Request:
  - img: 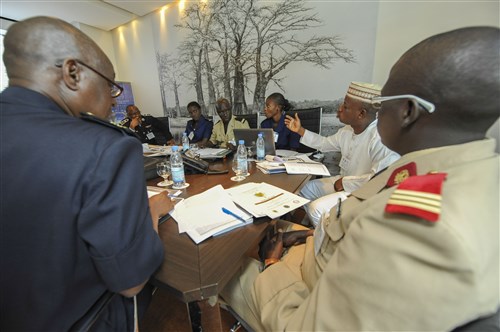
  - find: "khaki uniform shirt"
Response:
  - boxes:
[251,139,499,331]
[209,116,249,148]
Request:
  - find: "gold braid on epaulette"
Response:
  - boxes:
[80,112,136,137]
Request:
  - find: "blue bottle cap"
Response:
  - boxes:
[172,145,179,151]
[239,140,245,145]
[258,133,263,137]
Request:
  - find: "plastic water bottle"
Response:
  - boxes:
[182,132,190,151]
[256,132,265,161]
[170,145,186,188]
[237,140,248,176]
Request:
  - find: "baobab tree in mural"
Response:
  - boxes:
[156,52,183,117]
[176,0,355,115]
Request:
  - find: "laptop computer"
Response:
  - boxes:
[233,128,276,155]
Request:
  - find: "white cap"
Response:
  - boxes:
[346,81,381,103]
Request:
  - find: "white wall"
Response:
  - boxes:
[79,1,498,118]
[78,22,117,71]
[372,1,500,85]
[111,15,164,116]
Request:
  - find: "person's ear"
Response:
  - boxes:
[359,108,367,119]
[401,99,421,128]
[61,59,81,92]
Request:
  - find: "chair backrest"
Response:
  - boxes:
[451,308,500,332]
[236,113,259,129]
[153,116,171,145]
[289,107,323,153]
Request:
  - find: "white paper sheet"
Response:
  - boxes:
[170,185,252,243]
[226,182,309,219]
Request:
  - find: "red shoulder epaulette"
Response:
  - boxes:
[385,171,448,222]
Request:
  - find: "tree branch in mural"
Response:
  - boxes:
[156,51,183,117]
[173,0,354,116]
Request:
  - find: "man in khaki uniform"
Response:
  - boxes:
[207,98,250,149]
[221,27,499,331]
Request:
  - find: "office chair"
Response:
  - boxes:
[236,113,259,129]
[289,107,323,153]
[153,116,171,145]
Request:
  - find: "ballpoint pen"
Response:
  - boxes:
[221,207,247,223]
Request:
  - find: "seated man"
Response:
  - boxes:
[185,101,213,148]
[285,82,399,227]
[221,26,499,331]
[0,16,174,330]
[120,104,175,145]
[206,98,250,150]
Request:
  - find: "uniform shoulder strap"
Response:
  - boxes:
[80,112,136,137]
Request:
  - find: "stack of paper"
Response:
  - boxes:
[143,144,173,157]
[255,161,286,174]
[226,182,310,219]
[256,154,330,176]
[170,185,253,244]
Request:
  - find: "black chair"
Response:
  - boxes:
[153,116,171,145]
[289,107,323,153]
[236,113,259,129]
[451,308,500,332]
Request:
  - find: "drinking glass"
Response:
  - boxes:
[156,162,173,186]
[231,158,246,182]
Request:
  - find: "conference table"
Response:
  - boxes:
[146,156,311,329]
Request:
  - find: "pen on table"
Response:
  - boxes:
[221,207,247,223]
[255,192,284,205]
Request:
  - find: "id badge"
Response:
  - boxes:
[188,131,195,140]
[273,131,279,143]
[146,132,156,140]
[339,156,350,170]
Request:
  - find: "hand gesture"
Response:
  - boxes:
[130,117,141,130]
[285,113,303,134]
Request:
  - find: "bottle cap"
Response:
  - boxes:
[172,145,179,151]
[258,133,263,137]
[239,140,245,145]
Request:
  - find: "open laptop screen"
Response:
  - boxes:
[233,128,276,155]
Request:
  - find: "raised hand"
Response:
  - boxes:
[285,113,304,135]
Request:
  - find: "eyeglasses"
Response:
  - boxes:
[56,59,123,98]
[371,94,435,113]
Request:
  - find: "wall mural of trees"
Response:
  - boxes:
[156,0,355,118]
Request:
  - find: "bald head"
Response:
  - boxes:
[385,26,500,130]
[3,16,116,119]
[377,27,500,155]
[4,16,110,83]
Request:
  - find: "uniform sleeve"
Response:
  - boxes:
[209,121,220,143]
[77,137,164,293]
[300,129,342,152]
[254,200,480,331]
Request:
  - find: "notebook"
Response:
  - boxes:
[233,128,276,155]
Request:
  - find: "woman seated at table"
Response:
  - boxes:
[185,101,213,148]
[261,93,300,150]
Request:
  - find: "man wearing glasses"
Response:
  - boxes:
[221,27,499,331]
[0,17,173,330]
[206,97,250,150]
[120,104,175,146]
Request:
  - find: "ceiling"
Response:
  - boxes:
[0,0,173,31]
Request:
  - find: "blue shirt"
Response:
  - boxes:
[261,112,301,150]
[185,116,213,143]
